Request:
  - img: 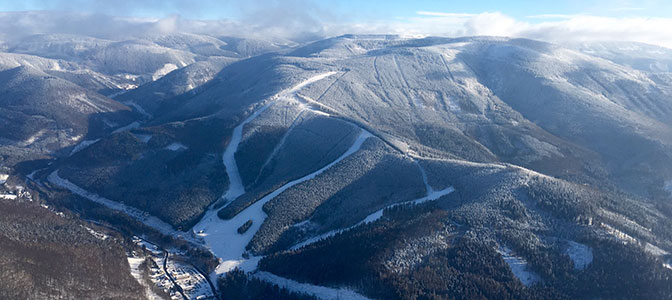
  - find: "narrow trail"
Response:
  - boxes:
[290,163,454,251]
[393,55,411,89]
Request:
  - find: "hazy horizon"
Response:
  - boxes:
[1,0,672,48]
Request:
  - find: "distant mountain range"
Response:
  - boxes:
[1,15,671,299]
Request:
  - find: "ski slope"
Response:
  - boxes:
[565,241,593,270]
[193,72,354,274]
[195,130,372,274]
[496,246,541,286]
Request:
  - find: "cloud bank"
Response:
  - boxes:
[339,12,672,49]
[1,7,671,49]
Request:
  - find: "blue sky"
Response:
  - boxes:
[326,0,672,21]
[1,0,670,20]
[1,0,671,47]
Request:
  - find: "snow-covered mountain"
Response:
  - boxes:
[2,25,672,300]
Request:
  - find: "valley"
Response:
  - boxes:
[1,16,672,299]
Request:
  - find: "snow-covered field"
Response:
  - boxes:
[665,180,672,197]
[127,257,146,283]
[254,272,371,300]
[565,241,593,270]
[496,246,541,286]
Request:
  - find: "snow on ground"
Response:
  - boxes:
[153,63,179,81]
[192,72,341,275]
[565,241,593,270]
[1,185,33,201]
[83,226,110,240]
[164,142,187,151]
[47,171,197,242]
[19,129,46,146]
[290,161,454,252]
[131,237,215,300]
[254,271,372,300]
[195,130,372,275]
[291,185,454,251]
[600,222,639,244]
[665,180,672,197]
[127,257,145,281]
[113,121,141,133]
[496,246,541,286]
[290,161,454,251]
[295,94,337,116]
[600,222,669,257]
[215,72,338,203]
[165,259,213,300]
[644,243,669,257]
[70,139,100,155]
[664,259,672,270]
[127,256,164,300]
[219,100,273,202]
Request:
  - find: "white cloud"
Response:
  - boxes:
[525,14,586,19]
[331,12,672,49]
[1,9,672,49]
[609,7,646,11]
[415,11,476,18]
[517,16,672,48]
